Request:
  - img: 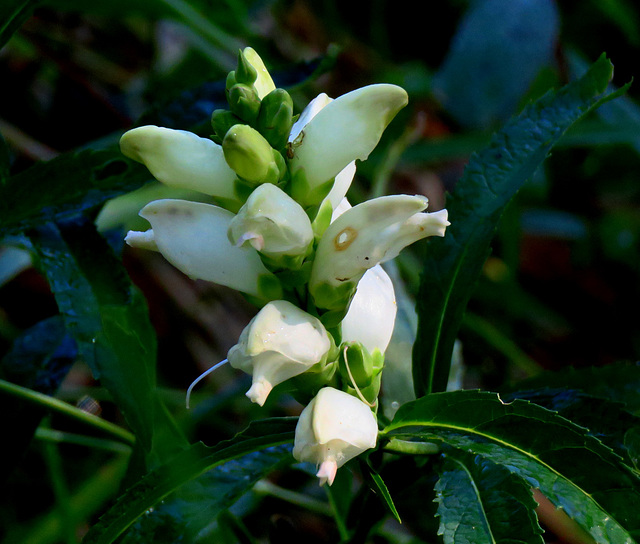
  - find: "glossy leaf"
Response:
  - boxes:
[412,54,627,396]
[29,217,186,465]
[82,418,296,544]
[382,390,640,544]
[0,148,150,236]
[435,452,543,544]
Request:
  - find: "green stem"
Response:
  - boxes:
[43,432,76,544]
[0,379,135,445]
[325,483,350,541]
[35,427,133,453]
[253,479,332,517]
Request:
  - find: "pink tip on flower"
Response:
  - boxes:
[316,459,338,486]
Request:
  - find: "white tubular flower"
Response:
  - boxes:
[120,126,239,205]
[228,300,333,406]
[228,183,313,260]
[288,84,408,207]
[309,195,449,313]
[293,387,378,486]
[126,199,280,299]
[341,265,397,355]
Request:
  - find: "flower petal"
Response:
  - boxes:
[132,199,279,298]
[120,126,239,204]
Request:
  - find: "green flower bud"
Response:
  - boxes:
[228,83,261,125]
[235,48,258,85]
[211,109,242,144]
[222,124,281,185]
[257,88,294,151]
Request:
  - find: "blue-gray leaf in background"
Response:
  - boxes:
[433,0,559,129]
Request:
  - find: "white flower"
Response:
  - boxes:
[293,387,378,486]
[288,84,408,208]
[309,194,449,312]
[120,126,240,208]
[125,199,280,300]
[228,183,313,261]
[228,300,333,406]
[341,265,397,355]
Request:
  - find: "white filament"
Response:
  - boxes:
[185,359,228,409]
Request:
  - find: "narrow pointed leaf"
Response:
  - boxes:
[413,54,628,396]
[435,452,543,544]
[0,0,38,51]
[383,390,640,543]
[82,418,296,544]
[29,217,187,465]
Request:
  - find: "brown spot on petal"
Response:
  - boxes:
[334,227,357,251]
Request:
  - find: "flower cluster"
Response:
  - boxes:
[122,48,449,485]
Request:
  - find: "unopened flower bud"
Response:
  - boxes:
[228,183,313,266]
[222,124,282,185]
[293,387,378,486]
[228,300,334,406]
[235,48,258,85]
[257,88,294,151]
[211,109,242,144]
[228,83,261,125]
[310,195,449,319]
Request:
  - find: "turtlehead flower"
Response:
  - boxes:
[228,300,334,406]
[125,199,281,300]
[293,387,378,486]
[341,265,397,355]
[309,194,449,318]
[288,84,408,208]
[228,183,313,264]
[120,126,240,209]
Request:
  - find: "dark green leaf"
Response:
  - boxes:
[0,148,150,236]
[504,388,640,466]
[432,0,559,129]
[82,418,296,544]
[512,362,640,415]
[383,390,640,543]
[412,54,626,396]
[29,217,186,465]
[625,428,640,472]
[362,458,401,524]
[435,452,543,544]
[0,0,39,52]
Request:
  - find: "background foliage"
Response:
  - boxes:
[1,1,639,543]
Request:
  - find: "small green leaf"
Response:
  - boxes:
[435,452,544,544]
[81,418,296,544]
[362,458,402,524]
[383,390,640,544]
[413,54,627,397]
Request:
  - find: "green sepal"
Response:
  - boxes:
[311,198,334,241]
[257,88,294,151]
[339,343,384,405]
[289,360,339,405]
[311,279,357,316]
[289,168,336,209]
[256,273,283,301]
